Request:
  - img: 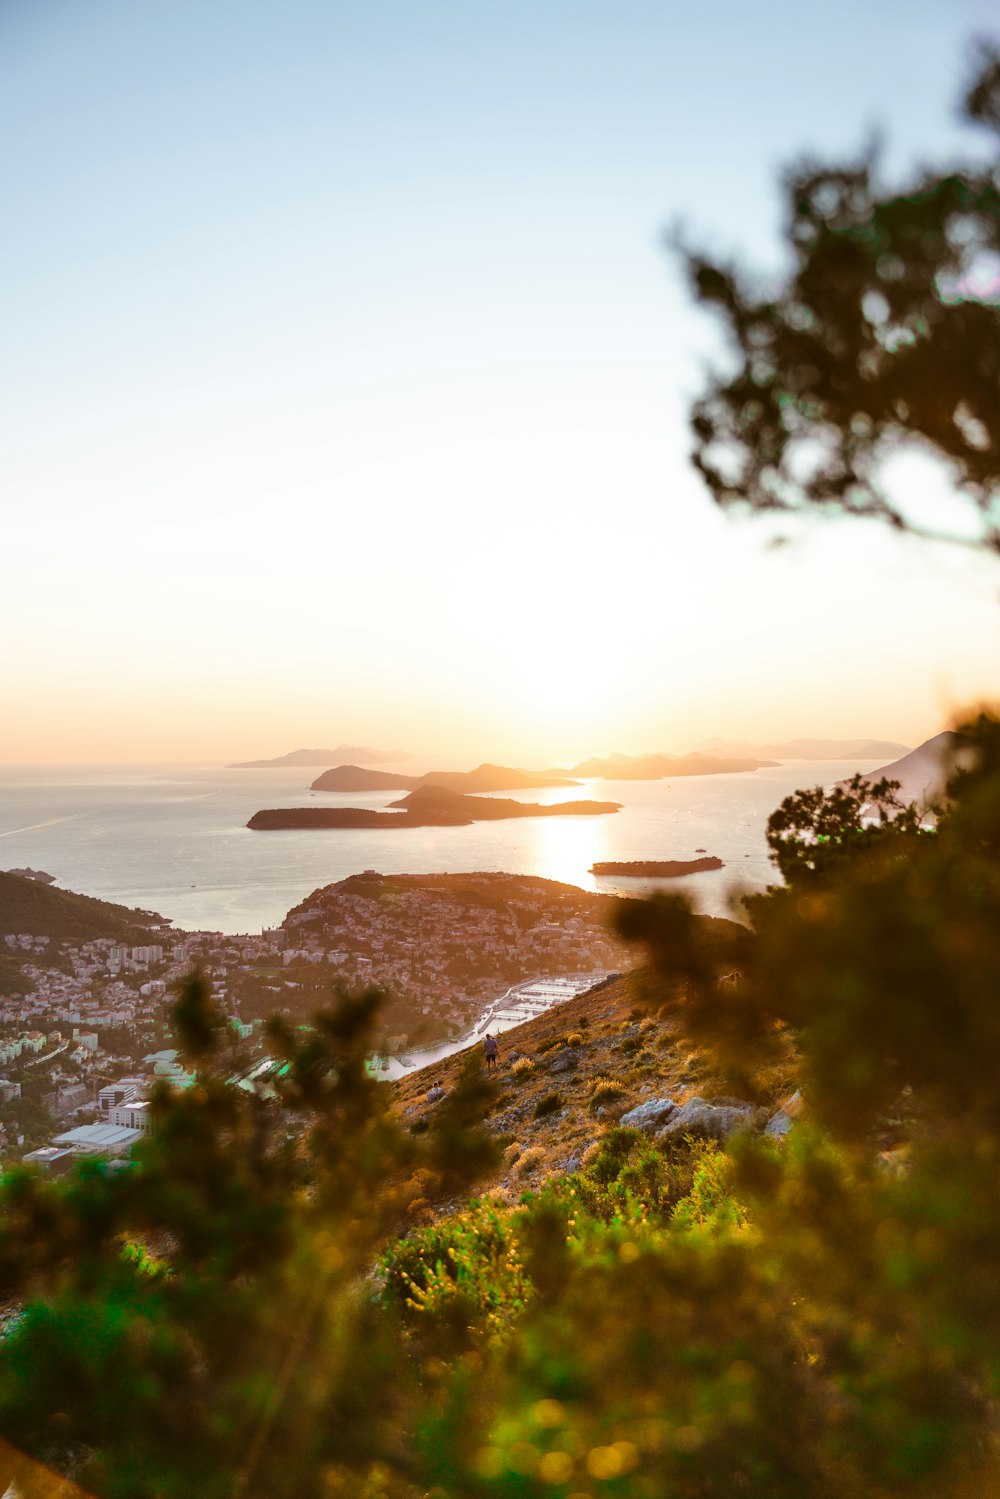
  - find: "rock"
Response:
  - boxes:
[549,1049,580,1074]
[764,1090,805,1138]
[564,1152,583,1173]
[426,1086,446,1103]
[658,1096,754,1142]
[619,1098,678,1133]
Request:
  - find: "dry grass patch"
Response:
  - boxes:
[589,1078,627,1113]
[510,1057,535,1079]
[515,1146,546,1177]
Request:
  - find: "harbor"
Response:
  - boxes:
[368,970,614,1082]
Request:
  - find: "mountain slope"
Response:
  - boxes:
[391,917,756,1206]
[839,732,957,806]
[0,872,167,944]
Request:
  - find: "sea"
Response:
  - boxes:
[0,759,880,934]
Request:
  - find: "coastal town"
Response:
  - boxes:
[0,870,632,1165]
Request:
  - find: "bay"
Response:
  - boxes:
[0,760,880,934]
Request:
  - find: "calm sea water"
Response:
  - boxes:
[0,760,879,934]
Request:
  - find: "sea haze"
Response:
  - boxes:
[0,761,884,934]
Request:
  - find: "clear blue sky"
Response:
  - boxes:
[2,1,998,762]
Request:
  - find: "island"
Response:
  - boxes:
[229,745,405,768]
[310,766,419,791]
[310,762,582,793]
[248,785,621,830]
[590,857,724,877]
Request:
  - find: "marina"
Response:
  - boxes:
[368,970,614,1082]
[231,972,614,1093]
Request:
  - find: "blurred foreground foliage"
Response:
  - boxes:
[681,42,1000,550]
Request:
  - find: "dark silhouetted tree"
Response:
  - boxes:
[682,44,1000,550]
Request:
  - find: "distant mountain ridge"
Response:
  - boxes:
[559,751,777,779]
[229,745,407,768]
[693,736,911,760]
[758,737,911,759]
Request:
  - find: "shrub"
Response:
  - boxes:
[380,1196,532,1333]
[536,1034,566,1054]
[533,1092,562,1119]
[510,1057,535,1079]
[589,1078,627,1112]
[566,1031,584,1047]
[515,1146,546,1177]
[501,1142,522,1168]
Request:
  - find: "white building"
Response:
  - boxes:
[107,1100,154,1133]
[52,1123,143,1157]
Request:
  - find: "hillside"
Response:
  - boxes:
[836,731,958,807]
[278,870,633,1042]
[0,872,167,945]
[390,917,762,1209]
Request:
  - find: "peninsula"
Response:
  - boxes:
[590,857,724,877]
[248,785,621,830]
[310,762,582,793]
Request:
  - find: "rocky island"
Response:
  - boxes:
[590,857,724,877]
[248,785,621,830]
[310,762,582,793]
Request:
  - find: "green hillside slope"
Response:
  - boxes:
[0,872,167,946]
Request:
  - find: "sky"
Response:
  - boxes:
[2,0,999,766]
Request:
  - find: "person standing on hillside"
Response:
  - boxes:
[483,1033,499,1073]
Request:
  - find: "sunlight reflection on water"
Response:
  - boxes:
[0,761,885,932]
